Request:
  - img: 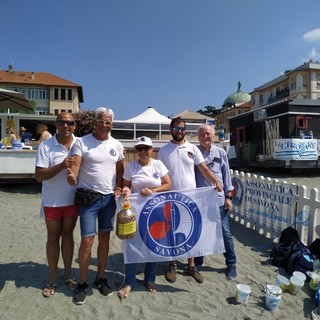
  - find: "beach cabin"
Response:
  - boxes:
[228,98,320,171]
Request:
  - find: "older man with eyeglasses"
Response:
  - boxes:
[67,107,124,305]
[158,117,223,284]
[35,111,79,298]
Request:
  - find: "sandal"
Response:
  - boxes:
[42,283,57,297]
[64,278,77,292]
[117,285,132,300]
[146,281,157,293]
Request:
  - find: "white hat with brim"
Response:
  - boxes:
[135,136,153,147]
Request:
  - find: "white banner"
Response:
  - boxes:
[273,138,318,160]
[119,187,225,264]
[231,175,297,234]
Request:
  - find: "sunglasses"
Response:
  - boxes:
[96,120,112,126]
[172,126,186,132]
[135,146,151,152]
[57,120,75,126]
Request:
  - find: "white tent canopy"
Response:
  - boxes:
[123,107,171,124]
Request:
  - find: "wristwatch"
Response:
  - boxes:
[225,195,233,200]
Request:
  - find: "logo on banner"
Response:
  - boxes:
[231,177,244,205]
[139,192,202,257]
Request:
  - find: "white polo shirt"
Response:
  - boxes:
[36,134,78,207]
[123,158,169,194]
[158,140,205,190]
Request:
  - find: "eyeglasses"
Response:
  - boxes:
[172,126,186,132]
[135,146,152,152]
[56,120,75,126]
[96,120,112,126]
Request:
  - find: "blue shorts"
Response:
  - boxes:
[79,193,116,237]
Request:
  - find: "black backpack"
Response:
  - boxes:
[279,226,300,245]
[286,241,317,275]
[270,227,300,267]
[270,243,293,267]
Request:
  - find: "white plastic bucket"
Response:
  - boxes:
[274,275,290,291]
[235,284,251,304]
[293,271,306,284]
[289,276,304,295]
[265,284,282,311]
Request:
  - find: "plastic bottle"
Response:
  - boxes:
[116,200,136,239]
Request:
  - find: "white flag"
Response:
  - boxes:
[120,187,225,264]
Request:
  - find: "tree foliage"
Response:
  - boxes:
[197,105,217,117]
[73,110,95,137]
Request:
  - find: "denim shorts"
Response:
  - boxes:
[79,193,116,237]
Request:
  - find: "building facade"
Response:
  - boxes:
[0,65,84,115]
[250,60,320,109]
[215,82,251,140]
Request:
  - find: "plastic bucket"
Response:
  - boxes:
[293,271,306,284]
[289,276,304,295]
[309,278,318,292]
[275,275,290,292]
[265,285,282,311]
[235,284,251,304]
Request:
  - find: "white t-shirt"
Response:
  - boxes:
[123,158,169,194]
[35,134,78,207]
[158,140,205,190]
[72,133,124,194]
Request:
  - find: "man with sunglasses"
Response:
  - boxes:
[158,117,223,284]
[35,112,79,298]
[67,107,124,305]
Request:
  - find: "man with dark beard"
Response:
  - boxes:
[158,117,223,284]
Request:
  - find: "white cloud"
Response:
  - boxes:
[302,28,320,42]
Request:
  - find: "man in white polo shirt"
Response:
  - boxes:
[158,117,223,284]
[35,111,79,298]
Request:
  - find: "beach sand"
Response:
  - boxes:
[0,184,317,320]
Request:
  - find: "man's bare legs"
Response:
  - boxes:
[61,216,78,280]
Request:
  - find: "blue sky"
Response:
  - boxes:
[1,0,320,120]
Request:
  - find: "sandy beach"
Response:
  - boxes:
[0,183,317,320]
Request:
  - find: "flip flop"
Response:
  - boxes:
[117,285,132,300]
[42,283,57,297]
[64,278,77,292]
[146,281,157,293]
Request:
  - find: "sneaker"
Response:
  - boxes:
[165,264,177,283]
[94,278,113,296]
[225,265,237,280]
[186,266,203,283]
[73,282,88,305]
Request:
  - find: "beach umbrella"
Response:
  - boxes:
[0,88,33,112]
